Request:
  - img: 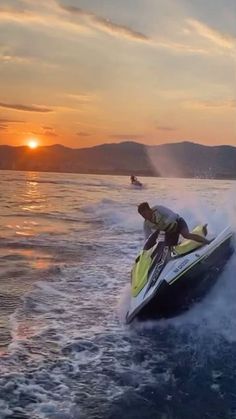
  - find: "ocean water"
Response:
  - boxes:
[0,170,235,419]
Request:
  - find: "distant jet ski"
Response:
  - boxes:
[132,180,142,187]
[130,175,142,187]
[126,225,234,324]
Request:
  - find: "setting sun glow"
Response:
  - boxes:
[28,139,39,149]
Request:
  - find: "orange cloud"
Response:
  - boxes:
[0,7,34,23]
[41,126,57,136]
[44,130,58,137]
[0,102,53,113]
[0,4,89,36]
[111,134,144,140]
[77,132,91,137]
[0,118,25,123]
[65,93,96,104]
[186,99,236,109]
[29,126,58,137]
[156,125,177,132]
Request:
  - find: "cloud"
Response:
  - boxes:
[187,19,236,50]
[41,125,58,136]
[0,3,219,57]
[0,124,7,130]
[0,7,37,26]
[92,16,149,42]
[0,102,53,113]
[0,51,59,68]
[0,118,25,123]
[0,4,89,37]
[0,6,27,18]
[66,93,95,103]
[0,53,26,63]
[111,133,144,140]
[60,4,150,42]
[44,130,58,137]
[77,131,91,137]
[186,99,236,109]
[156,125,176,132]
[154,40,209,55]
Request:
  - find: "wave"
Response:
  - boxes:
[120,181,236,332]
[1,173,131,189]
[3,211,82,223]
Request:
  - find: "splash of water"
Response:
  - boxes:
[120,182,236,343]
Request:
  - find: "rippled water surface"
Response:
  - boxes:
[0,170,235,419]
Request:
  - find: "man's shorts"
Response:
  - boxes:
[165,217,188,246]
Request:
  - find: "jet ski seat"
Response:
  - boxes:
[173,225,207,256]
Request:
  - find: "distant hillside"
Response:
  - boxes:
[0,141,235,179]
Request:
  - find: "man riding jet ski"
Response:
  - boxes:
[126,203,234,323]
[130,175,142,187]
[139,202,211,246]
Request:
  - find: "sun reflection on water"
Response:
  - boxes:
[21,173,46,212]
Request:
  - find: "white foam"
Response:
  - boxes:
[122,180,236,343]
[117,283,132,323]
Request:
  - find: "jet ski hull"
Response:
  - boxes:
[126,229,234,323]
[131,181,142,187]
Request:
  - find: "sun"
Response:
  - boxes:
[27,139,39,149]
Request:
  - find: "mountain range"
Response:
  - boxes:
[0,141,235,179]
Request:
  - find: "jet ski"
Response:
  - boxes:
[126,225,234,324]
[130,175,142,188]
[131,180,142,187]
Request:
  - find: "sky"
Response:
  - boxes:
[0,0,236,148]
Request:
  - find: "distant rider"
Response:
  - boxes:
[138,202,211,246]
[130,175,137,184]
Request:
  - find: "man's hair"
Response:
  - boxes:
[138,202,150,214]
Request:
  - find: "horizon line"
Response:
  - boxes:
[0,140,235,149]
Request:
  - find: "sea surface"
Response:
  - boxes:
[0,170,235,419]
